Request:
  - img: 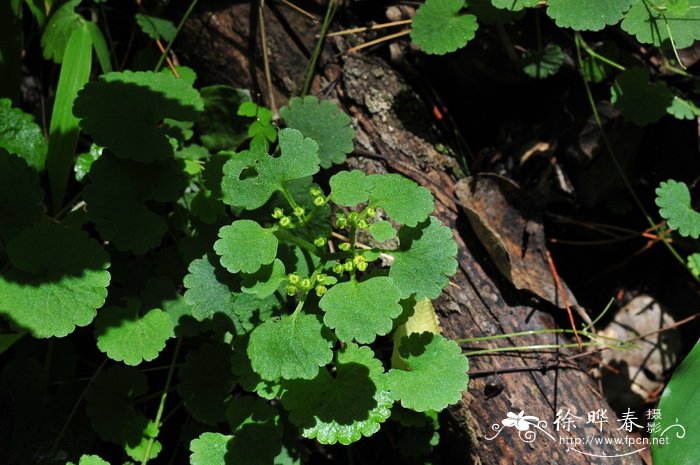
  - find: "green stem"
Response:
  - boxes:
[455,327,630,345]
[141,338,182,465]
[274,228,319,254]
[300,0,335,97]
[280,185,299,210]
[154,0,198,72]
[463,341,626,357]
[573,32,698,283]
[577,34,626,71]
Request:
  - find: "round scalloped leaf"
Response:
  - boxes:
[369,221,397,242]
[490,0,538,11]
[231,335,282,399]
[667,95,700,120]
[279,96,354,168]
[177,343,235,425]
[41,0,83,63]
[281,343,393,445]
[94,303,174,366]
[656,179,700,238]
[69,455,110,465]
[135,13,176,41]
[546,0,632,31]
[411,0,479,55]
[389,217,458,300]
[241,258,286,297]
[183,253,240,321]
[330,171,434,227]
[85,365,150,444]
[329,170,371,206]
[470,0,525,24]
[74,70,203,161]
[84,154,186,254]
[224,396,283,465]
[621,0,700,49]
[248,313,334,381]
[190,432,232,465]
[0,99,47,169]
[522,44,564,79]
[319,277,402,343]
[214,220,278,274]
[367,174,435,227]
[388,332,468,412]
[610,67,673,126]
[0,221,110,338]
[221,128,320,210]
[0,152,43,242]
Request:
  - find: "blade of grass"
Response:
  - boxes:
[86,22,113,74]
[47,24,93,212]
[0,0,23,103]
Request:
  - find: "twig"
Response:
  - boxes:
[324,19,412,37]
[258,0,277,115]
[546,249,583,347]
[278,0,318,22]
[155,39,180,77]
[347,29,411,54]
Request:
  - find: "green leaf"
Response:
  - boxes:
[621,0,700,49]
[279,96,355,168]
[0,221,110,338]
[224,396,283,465]
[214,220,279,274]
[319,277,402,343]
[221,128,320,209]
[74,71,203,162]
[178,343,235,425]
[667,95,700,120]
[86,366,151,445]
[86,21,112,73]
[84,154,186,253]
[94,302,174,366]
[0,98,47,169]
[411,0,479,55]
[242,259,287,297]
[135,13,176,41]
[197,86,251,152]
[247,313,334,381]
[387,332,468,412]
[656,179,700,238]
[190,432,231,465]
[687,253,700,277]
[183,253,241,321]
[0,152,43,242]
[389,217,458,300]
[281,343,393,445]
[546,0,632,31]
[369,221,397,242]
[47,23,92,211]
[238,102,276,148]
[490,0,538,11]
[69,455,111,465]
[522,44,564,79]
[470,0,525,24]
[611,67,673,125]
[231,335,282,399]
[651,339,700,465]
[329,171,435,227]
[41,0,83,63]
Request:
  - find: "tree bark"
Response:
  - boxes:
[174,3,646,463]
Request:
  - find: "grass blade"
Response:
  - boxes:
[86,21,113,74]
[47,24,92,211]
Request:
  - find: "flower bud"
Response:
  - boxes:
[315,285,327,297]
[313,236,326,248]
[279,216,292,228]
[293,206,305,217]
[313,196,326,206]
[343,260,354,271]
[366,206,376,217]
[286,285,297,296]
[310,187,323,197]
[316,273,327,284]
[336,217,347,228]
[357,219,369,229]
[272,207,284,219]
[300,278,312,290]
[353,255,366,265]
[338,242,351,252]
[356,261,368,272]
[348,211,359,222]
[332,264,344,274]
[287,273,299,284]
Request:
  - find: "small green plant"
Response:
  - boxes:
[0,41,466,461]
